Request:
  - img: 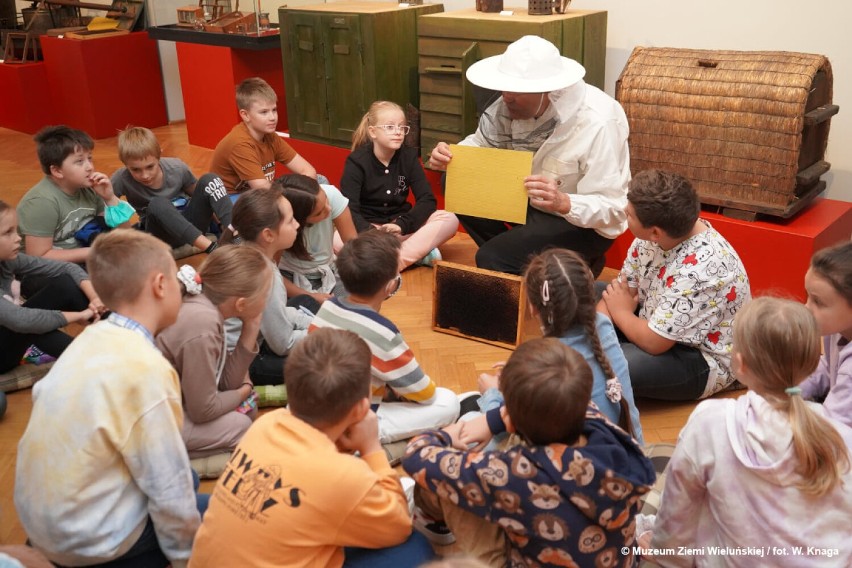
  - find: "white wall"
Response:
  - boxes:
[146,0,852,201]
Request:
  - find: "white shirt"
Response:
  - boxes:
[461,80,631,239]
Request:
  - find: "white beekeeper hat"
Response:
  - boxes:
[466,35,586,93]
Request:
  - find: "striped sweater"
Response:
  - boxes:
[309,297,436,404]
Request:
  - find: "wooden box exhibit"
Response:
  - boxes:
[176,5,205,27]
[204,0,257,34]
[416,8,607,165]
[432,261,535,349]
[616,47,838,219]
[279,1,443,147]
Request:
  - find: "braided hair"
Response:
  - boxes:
[524,249,636,438]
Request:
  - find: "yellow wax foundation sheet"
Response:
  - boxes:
[445,144,532,225]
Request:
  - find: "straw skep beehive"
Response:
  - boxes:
[616,47,838,219]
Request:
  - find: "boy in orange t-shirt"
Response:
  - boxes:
[210,77,316,197]
[189,328,433,568]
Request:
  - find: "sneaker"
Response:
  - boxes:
[415,247,442,268]
[457,391,482,418]
[413,506,456,545]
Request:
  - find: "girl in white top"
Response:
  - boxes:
[644,297,852,567]
[277,174,357,301]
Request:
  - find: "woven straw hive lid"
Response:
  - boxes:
[616,47,833,212]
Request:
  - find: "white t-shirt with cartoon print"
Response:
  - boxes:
[621,220,751,397]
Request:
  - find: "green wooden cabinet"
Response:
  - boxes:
[417,8,607,165]
[280,1,443,147]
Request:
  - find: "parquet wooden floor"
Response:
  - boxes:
[0,124,725,545]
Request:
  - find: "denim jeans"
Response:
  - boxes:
[343,531,434,567]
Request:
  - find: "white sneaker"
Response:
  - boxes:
[413,506,456,545]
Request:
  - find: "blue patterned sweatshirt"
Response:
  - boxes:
[402,407,655,568]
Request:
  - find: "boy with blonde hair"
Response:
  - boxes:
[15,230,202,568]
[210,77,317,196]
[17,125,135,264]
[112,126,232,253]
[190,328,433,567]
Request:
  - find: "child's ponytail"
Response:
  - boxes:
[734,297,850,497]
[351,111,372,151]
[785,390,850,496]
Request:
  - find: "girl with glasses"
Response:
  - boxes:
[340,101,459,270]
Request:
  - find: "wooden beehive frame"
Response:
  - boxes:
[616,47,837,218]
[432,261,530,349]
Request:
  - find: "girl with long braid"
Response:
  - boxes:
[459,248,643,449]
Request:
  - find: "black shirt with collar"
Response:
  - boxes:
[340,142,436,235]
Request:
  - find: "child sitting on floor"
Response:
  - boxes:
[156,245,271,462]
[111,126,232,254]
[458,248,644,453]
[340,101,458,269]
[189,328,434,567]
[0,199,104,375]
[278,174,358,301]
[599,169,751,401]
[800,241,852,428]
[402,338,655,567]
[644,297,852,567]
[15,230,202,568]
[210,77,317,196]
[221,187,314,388]
[17,125,134,266]
[310,230,461,450]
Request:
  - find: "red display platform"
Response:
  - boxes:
[175,42,286,149]
[604,199,852,301]
[39,33,167,139]
[0,62,57,134]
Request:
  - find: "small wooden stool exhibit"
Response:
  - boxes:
[432,261,536,349]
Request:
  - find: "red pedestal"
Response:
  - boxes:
[175,42,286,149]
[39,32,167,139]
[0,62,57,134]
[604,199,852,301]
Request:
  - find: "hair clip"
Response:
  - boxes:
[541,280,550,306]
[605,377,623,404]
[177,265,203,296]
[785,386,802,397]
[227,224,239,237]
